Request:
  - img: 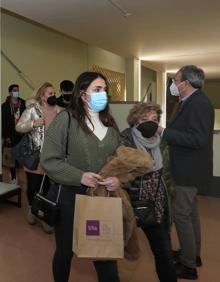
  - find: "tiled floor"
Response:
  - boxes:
[0,167,220,282]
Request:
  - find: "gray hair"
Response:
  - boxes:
[178,65,205,89]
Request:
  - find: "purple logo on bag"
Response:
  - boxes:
[86,220,100,236]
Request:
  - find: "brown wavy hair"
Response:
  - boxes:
[127,102,162,126]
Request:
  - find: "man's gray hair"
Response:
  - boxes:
[178,65,205,89]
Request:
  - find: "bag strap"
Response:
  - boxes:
[39,174,46,194]
[38,110,71,201]
[38,175,62,203]
[65,110,71,159]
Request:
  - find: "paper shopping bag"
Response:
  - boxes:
[3,147,15,168]
[73,194,124,259]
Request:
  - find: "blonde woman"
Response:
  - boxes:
[16,82,62,232]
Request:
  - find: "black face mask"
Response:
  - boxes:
[63,94,71,102]
[47,95,57,106]
[137,121,158,138]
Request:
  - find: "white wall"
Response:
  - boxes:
[1,11,88,100]
[204,80,220,108]
[110,103,135,131]
[213,133,220,177]
[214,109,220,130]
[88,45,125,73]
[141,65,156,102]
[1,11,126,100]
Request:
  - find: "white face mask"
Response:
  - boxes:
[11,91,19,99]
[170,80,186,97]
[169,82,180,96]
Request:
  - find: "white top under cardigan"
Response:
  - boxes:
[86,109,108,141]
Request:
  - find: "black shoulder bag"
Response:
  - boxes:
[12,105,43,170]
[31,111,71,226]
[12,134,40,170]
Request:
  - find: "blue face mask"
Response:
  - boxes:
[88,91,108,112]
[11,91,19,99]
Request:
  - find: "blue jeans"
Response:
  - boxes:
[142,222,177,282]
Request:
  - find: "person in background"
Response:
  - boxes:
[1,84,26,184]
[41,72,121,282]
[120,102,177,282]
[16,82,62,233]
[56,80,74,108]
[158,65,214,280]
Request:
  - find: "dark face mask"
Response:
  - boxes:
[137,121,158,138]
[47,95,57,106]
[63,94,71,102]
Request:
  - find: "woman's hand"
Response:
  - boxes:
[98,177,121,191]
[33,118,45,127]
[81,172,102,188]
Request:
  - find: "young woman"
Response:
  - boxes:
[16,82,62,232]
[40,72,121,282]
[120,102,177,282]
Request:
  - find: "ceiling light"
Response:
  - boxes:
[107,0,131,17]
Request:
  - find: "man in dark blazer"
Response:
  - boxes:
[158,65,214,280]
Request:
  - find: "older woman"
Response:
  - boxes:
[16,82,62,232]
[120,102,177,282]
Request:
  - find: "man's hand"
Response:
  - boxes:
[157,125,164,135]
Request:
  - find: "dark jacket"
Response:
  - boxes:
[120,128,175,197]
[120,128,173,226]
[1,96,26,146]
[56,95,70,108]
[163,89,214,187]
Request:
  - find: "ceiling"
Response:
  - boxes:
[2,0,220,79]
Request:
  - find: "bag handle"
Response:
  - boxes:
[38,110,71,201]
[87,187,110,197]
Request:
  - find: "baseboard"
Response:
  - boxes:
[198,176,220,198]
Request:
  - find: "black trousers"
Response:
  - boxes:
[10,167,16,180]
[52,185,120,282]
[9,161,19,180]
[25,172,50,205]
[142,222,177,282]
